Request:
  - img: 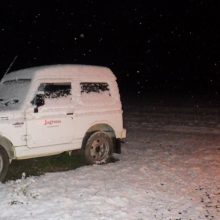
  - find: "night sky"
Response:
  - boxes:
[0,0,219,100]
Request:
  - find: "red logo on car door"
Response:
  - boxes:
[44,120,61,126]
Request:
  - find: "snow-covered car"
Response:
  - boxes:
[0,65,126,182]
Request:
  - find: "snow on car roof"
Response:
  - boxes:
[1,65,116,82]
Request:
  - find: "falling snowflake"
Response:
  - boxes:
[80,33,85,38]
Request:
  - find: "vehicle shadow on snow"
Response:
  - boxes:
[5,151,85,181]
[5,151,119,182]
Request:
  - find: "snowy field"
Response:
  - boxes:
[1,99,220,220]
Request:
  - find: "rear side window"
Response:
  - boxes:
[80,82,112,106]
[80,82,110,95]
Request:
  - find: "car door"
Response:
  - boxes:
[26,82,74,148]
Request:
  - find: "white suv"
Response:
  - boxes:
[0,65,126,182]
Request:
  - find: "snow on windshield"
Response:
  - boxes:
[0,79,31,110]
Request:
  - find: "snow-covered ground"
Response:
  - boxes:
[1,99,220,220]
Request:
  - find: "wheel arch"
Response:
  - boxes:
[0,136,15,161]
[81,123,116,150]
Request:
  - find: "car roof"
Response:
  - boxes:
[1,64,116,82]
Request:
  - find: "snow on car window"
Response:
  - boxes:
[38,83,72,106]
[43,84,71,99]
[80,82,112,105]
[0,79,31,110]
[80,82,110,94]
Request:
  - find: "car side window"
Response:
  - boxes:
[80,82,110,95]
[42,83,71,98]
[37,83,72,106]
[80,82,112,106]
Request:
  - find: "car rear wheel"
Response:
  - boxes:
[84,131,113,165]
[0,146,9,183]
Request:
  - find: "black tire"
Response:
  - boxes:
[84,131,113,165]
[0,146,9,183]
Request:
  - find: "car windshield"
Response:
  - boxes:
[0,79,31,110]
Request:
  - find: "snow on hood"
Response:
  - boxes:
[0,79,31,111]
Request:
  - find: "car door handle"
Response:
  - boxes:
[66,112,74,115]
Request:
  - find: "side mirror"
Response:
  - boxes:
[35,94,45,107]
[33,92,45,113]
